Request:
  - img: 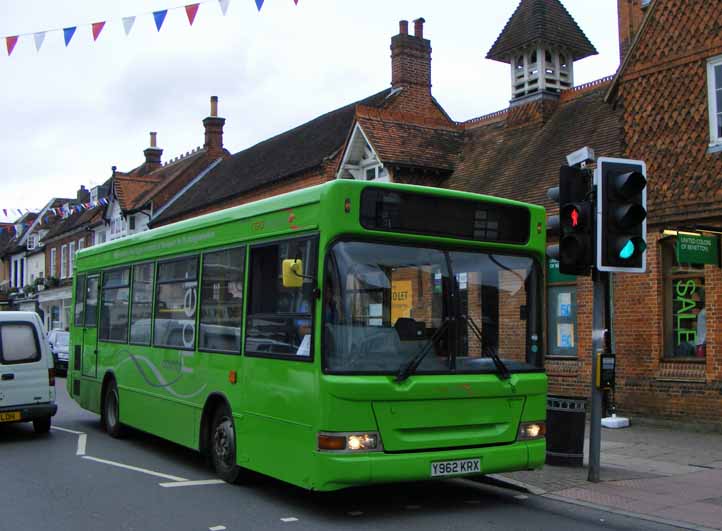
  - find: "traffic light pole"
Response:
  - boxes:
[588,268,607,482]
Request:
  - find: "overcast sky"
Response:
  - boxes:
[0,0,620,222]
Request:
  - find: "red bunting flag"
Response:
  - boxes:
[294,0,298,4]
[92,21,106,41]
[186,4,200,25]
[6,35,18,56]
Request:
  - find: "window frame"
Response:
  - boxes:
[707,55,722,148]
[60,244,68,279]
[546,282,579,358]
[69,241,76,276]
[198,245,247,355]
[98,266,131,344]
[50,247,57,278]
[244,234,319,362]
[153,254,200,351]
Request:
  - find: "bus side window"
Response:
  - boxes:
[245,237,317,359]
[154,256,199,350]
[199,247,245,354]
[85,276,100,328]
[74,274,86,327]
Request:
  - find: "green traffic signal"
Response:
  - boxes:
[617,237,647,260]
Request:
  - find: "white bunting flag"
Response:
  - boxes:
[219,0,230,16]
[122,16,136,36]
[33,32,46,52]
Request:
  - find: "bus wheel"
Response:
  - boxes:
[211,405,242,484]
[103,381,125,438]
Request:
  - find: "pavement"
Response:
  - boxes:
[490,419,722,531]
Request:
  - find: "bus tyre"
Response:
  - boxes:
[33,416,51,434]
[211,406,242,484]
[103,381,125,438]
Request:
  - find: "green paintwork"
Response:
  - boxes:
[67,180,548,491]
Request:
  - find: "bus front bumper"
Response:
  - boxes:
[313,439,545,491]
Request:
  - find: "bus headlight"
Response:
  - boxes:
[318,431,382,452]
[517,421,546,441]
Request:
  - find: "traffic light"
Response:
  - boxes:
[547,165,594,275]
[595,158,647,272]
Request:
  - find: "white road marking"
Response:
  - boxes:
[82,455,188,482]
[280,517,299,522]
[159,479,225,488]
[76,434,87,456]
[514,494,529,500]
[51,426,85,435]
[51,426,87,456]
[209,526,227,531]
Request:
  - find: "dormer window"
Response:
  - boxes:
[337,124,390,183]
[27,234,36,250]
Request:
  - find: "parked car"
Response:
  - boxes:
[47,330,69,376]
[0,312,57,433]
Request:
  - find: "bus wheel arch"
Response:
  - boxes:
[199,393,232,458]
[200,394,243,484]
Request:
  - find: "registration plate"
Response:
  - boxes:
[431,458,481,477]
[0,411,21,422]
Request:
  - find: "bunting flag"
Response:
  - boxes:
[122,16,136,36]
[63,26,76,47]
[92,21,105,41]
[33,32,45,52]
[3,1,306,57]
[6,35,18,56]
[153,10,168,32]
[186,4,200,25]
[2,209,7,217]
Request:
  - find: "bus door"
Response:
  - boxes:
[81,274,100,379]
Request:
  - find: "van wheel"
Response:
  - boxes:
[103,382,125,438]
[33,417,51,434]
[210,405,242,484]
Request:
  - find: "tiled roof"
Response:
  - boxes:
[154,89,394,224]
[130,148,223,213]
[43,206,104,242]
[355,106,462,173]
[113,173,162,212]
[486,0,597,62]
[447,85,621,211]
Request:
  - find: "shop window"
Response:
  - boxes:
[662,238,706,358]
[546,259,577,357]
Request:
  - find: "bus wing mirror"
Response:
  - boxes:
[282,259,304,288]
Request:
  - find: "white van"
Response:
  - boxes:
[0,312,57,433]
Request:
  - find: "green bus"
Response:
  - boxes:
[68,180,547,491]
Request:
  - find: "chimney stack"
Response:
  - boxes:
[618,0,646,62]
[390,17,432,92]
[143,131,163,170]
[76,185,90,203]
[203,95,225,155]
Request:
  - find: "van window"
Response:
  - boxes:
[0,323,41,364]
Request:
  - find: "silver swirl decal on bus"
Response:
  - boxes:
[124,351,207,399]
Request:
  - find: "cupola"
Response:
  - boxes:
[486,0,597,102]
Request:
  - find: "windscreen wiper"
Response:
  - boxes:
[461,314,510,380]
[395,318,450,383]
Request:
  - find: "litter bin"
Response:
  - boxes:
[546,396,586,467]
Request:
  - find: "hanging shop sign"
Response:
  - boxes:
[547,259,577,283]
[676,234,719,266]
